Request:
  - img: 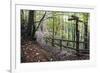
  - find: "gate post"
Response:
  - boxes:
[68,15,80,56]
[76,18,79,56]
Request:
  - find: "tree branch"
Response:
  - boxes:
[35,12,46,31]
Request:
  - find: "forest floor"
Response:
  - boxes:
[21,40,89,63]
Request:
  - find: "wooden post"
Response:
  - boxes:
[73,23,76,48]
[68,15,80,56]
[46,38,47,44]
[60,40,62,51]
[84,23,88,49]
[76,18,79,56]
[52,13,55,46]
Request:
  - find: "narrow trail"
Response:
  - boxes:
[21,40,89,63]
[21,40,54,63]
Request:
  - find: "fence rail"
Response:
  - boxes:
[45,37,89,54]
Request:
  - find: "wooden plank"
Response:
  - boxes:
[46,38,88,44]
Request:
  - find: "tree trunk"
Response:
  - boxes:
[27,10,35,40]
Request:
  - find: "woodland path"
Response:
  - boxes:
[21,40,55,63]
[21,40,89,63]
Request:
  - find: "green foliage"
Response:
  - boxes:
[21,10,90,43]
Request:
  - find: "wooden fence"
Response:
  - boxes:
[45,38,89,55]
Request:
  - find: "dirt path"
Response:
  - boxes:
[21,40,89,63]
[21,40,54,63]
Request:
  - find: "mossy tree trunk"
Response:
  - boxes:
[27,11,46,41]
[27,10,35,40]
